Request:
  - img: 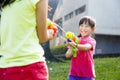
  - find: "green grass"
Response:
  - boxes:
[94,57,120,80]
[47,56,120,80]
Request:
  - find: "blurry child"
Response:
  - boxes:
[0,0,56,80]
[65,16,96,80]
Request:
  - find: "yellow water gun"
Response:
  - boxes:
[65,31,81,57]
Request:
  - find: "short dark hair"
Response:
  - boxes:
[79,16,96,28]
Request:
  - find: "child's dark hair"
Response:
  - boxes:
[0,0,16,8]
[78,16,96,38]
[79,16,96,28]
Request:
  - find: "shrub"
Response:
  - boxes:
[50,44,67,55]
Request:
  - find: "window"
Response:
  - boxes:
[75,5,86,16]
[64,12,74,21]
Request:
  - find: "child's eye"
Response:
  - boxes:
[85,25,91,28]
[80,25,84,27]
[80,26,83,27]
[85,26,89,27]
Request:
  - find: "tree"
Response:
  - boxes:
[41,0,62,62]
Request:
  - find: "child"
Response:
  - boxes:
[0,0,56,80]
[65,16,96,80]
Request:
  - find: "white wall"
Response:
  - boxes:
[88,0,120,35]
[54,0,120,35]
[54,0,87,35]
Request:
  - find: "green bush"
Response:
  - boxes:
[50,44,67,55]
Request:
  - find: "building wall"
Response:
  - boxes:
[54,0,87,35]
[88,0,120,35]
[51,0,120,54]
[54,0,120,36]
[95,35,120,54]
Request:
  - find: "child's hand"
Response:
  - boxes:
[66,41,76,48]
[47,29,57,40]
[47,29,54,40]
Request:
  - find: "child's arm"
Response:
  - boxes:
[65,49,73,58]
[76,43,92,50]
[36,0,54,43]
[67,41,92,51]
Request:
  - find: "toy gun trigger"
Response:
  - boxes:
[67,39,72,42]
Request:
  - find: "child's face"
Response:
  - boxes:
[79,22,93,38]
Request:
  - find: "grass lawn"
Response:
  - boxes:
[47,56,120,80]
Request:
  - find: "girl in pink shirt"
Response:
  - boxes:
[65,16,96,80]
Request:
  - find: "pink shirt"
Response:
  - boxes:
[69,36,96,78]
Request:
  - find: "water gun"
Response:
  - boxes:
[65,31,80,57]
[46,19,58,36]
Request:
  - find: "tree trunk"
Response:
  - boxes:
[41,0,62,62]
